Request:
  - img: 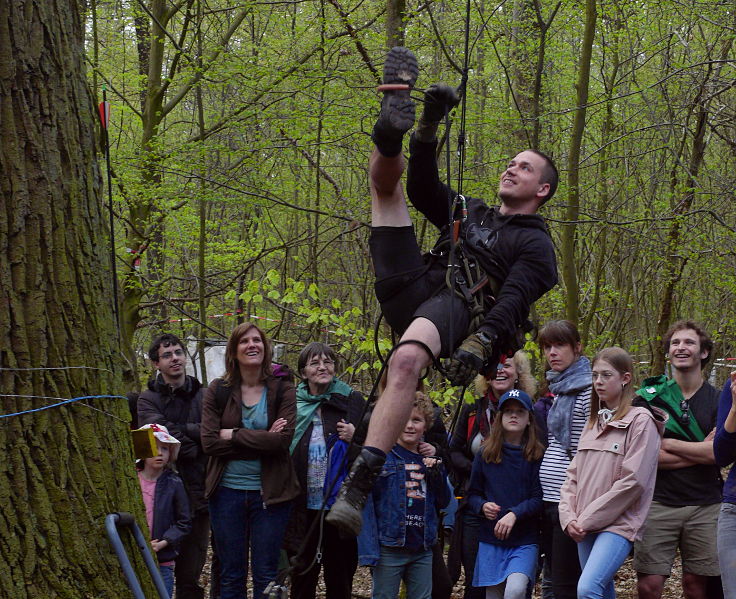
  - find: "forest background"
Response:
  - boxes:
[1,0,735,596]
[89,0,736,395]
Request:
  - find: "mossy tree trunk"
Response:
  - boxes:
[0,1,147,596]
[386,0,406,48]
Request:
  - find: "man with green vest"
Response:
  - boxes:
[634,320,722,599]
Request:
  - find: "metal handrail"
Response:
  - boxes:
[105,512,170,599]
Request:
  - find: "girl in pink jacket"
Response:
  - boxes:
[559,347,665,599]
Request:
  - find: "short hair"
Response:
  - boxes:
[412,392,435,429]
[148,333,185,363]
[529,149,558,205]
[663,320,713,368]
[297,342,338,378]
[537,320,581,352]
[222,322,273,385]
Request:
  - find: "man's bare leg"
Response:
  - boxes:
[363,318,441,453]
[326,46,422,537]
[681,572,709,599]
[636,573,666,599]
[327,319,441,536]
[369,149,412,227]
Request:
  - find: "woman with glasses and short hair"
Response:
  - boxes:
[284,342,366,599]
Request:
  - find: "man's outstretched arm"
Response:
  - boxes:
[406,84,461,229]
[406,135,454,228]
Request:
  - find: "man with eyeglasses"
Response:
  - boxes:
[633,320,722,599]
[138,333,209,599]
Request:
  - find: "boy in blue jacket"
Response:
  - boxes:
[359,392,450,599]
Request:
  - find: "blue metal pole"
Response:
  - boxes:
[105,512,170,599]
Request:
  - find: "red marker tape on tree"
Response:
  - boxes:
[377,84,410,92]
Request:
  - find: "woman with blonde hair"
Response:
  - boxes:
[202,322,299,599]
[559,347,665,599]
[448,351,536,599]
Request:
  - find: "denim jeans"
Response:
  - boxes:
[159,564,174,598]
[718,502,736,597]
[576,531,632,599]
[442,478,459,530]
[209,487,292,599]
[372,546,433,599]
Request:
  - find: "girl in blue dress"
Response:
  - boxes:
[467,389,544,599]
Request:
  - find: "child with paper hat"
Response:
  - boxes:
[135,423,191,596]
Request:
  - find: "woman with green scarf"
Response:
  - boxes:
[284,342,366,599]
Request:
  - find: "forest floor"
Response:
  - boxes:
[197,549,687,598]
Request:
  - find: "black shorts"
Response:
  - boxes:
[369,226,470,357]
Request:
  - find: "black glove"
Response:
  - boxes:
[446,331,495,387]
[422,83,460,123]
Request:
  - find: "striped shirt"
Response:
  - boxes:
[540,387,591,502]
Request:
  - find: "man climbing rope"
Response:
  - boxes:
[327,47,559,536]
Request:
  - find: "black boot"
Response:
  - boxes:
[371,46,419,157]
[326,448,385,536]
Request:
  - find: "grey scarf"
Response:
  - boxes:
[546,356,592,450]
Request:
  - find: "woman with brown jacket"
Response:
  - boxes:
[202,322,299,599]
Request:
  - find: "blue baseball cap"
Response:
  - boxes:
[498,389,533,412]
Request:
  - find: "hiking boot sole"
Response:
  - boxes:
[383,46,419,89]
[376,47,419,136]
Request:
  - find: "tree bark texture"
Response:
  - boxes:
[385,0,406,48]
[0,1,147,596]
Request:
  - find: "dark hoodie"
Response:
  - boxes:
[406,135,558,346]
[138,374,207,513]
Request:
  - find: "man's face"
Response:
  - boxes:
[498,150,550,206]
[154,343,186,381]
[668,328,706,372]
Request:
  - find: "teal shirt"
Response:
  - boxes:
[220,387,268,490]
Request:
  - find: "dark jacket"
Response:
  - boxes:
[284,385,365,550]
[449,396,494,492]
[144,468,192,563]
[533,392,554,446]
[426,403,451,464]
[406,135,558,346]
[714,378,736,503]
[467,444,542,547]
[138,374,207,513]
[201,375,300,505]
